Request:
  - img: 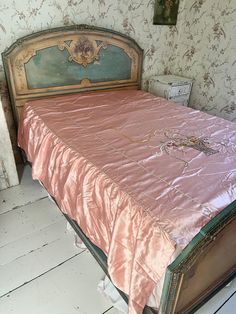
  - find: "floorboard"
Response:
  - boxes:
[0,251,114,314]
[0,166,47,215]
[217,291,236,314]
[0,233,84,297]
[0,220,67,266]
[0,197,63,247]
[196,279,236,314]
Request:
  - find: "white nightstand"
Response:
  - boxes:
[148,75,193,106]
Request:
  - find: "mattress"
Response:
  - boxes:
[18,90,236,313]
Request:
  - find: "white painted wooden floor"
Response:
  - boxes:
[0,166,235,314]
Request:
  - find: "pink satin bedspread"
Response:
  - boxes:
[18,90,236,313]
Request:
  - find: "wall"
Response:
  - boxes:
[1,82,22,164]
[0,99,19,189]
[169,0,236,121]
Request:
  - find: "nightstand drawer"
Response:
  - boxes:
[148,75,193,107]
[169,84,191,97]
[169,94,190,106]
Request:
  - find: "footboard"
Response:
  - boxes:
[160,200,236,314]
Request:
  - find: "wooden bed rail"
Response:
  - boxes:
[160,200,236,314]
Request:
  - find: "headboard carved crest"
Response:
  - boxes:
[58,36,108,67]
[2,25,143,124]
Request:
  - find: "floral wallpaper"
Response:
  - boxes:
[0,0,235,168]
[168,0,236,121]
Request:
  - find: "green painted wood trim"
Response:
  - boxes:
[2,24,143,59]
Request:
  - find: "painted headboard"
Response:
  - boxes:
[2,25,143,123]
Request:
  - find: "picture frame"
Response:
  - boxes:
[153,0,180,25]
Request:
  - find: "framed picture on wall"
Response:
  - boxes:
[153,0,180,25]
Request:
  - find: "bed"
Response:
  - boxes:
[2,25,236,314]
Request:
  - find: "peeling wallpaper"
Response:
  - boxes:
[0,0,235,122]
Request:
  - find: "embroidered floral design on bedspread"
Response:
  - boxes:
[156,131,221,166]
[115,128,220,167]
[163,134,219,156]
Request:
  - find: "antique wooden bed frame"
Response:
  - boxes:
[2,25,236,314]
